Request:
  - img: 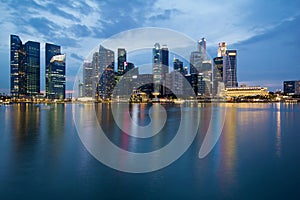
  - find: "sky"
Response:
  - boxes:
[0,0,300,93]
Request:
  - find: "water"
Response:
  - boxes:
[0,103,300,199]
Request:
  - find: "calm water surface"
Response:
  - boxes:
[0,103,299,199]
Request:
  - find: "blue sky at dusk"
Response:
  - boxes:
[0,0,299,93]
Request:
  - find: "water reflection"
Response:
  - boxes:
[213,104,237,195]
[275,103,282,158]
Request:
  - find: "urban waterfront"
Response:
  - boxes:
[0,103,299,199]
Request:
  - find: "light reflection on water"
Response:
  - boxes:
[0,103,300,199]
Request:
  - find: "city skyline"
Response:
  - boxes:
[0,0,300,93]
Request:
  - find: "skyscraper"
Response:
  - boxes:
[223,50,238,88]
[10,35,22,97]
[10,35,40,98]
[83,61,93,97]
[99,45,114,74]
[190,51,202,74]
[173,58,184,74]
[98,45,115,100]
[198,37,207,61]
[284,81,300,95]
[171,58,184,96]
[45,43,61,98]
[161,45,169,96]
[117,48,126,75]
[47,54,66,100]
[91,52,99,98]
[25,41,40,96]
[153,43,161,94]
[217,42,227,57]
[213,57,224,96]
[45,43,66,100]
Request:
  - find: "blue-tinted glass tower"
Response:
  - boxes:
[25,41,40,96]
[45,43,65,100]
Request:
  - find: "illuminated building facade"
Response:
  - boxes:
[213,57,224,97]
[46,43,61,98]
[25,41,40,96]
[98,46,115,100]
[83,61,93,97]
[10,35,40,98]
[190,51,201,74]
[46,54,66,100]
[198,37,207,61]
[153,43,162,94]
[117,48,126,75]
[223,50,238,88]
[217,42,227,57]
[225,86,268,98]
[284,81,300,95]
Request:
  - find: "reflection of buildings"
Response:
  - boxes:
[10,35,40,98]
[283,80,300,95]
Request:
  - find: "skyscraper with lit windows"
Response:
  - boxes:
[10,35,40,98]
[117,48,126,75]
[25,41,40,96]
[45,43,66,100]
[223,50,238,88]
[10,35,24,97]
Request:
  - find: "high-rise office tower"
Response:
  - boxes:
[190,51,202,74]
[198,37,207,61]
[213,57,224,96]
[171,58,184,96]
[83,61,93,97]
[10,35,40,98]
[10,35,24,97]
[45,43,61,98]
[223,50,238,88]
[25,41,40,96]
[173,58,184,74]
[217,42,227,57]
[185,73,198,95]
[152,43,169,95]
[117,48,126,75]
[98,45,115,100]
[153,43,161,94]
[161,45,169,96]
[91,52,99,98]
[284,81,300,95]
[45,43,66,100]
[99,45,114,74]
[47,54,66,100]
[98,63,115,100]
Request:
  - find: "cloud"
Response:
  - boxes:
[1,0,300,91]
